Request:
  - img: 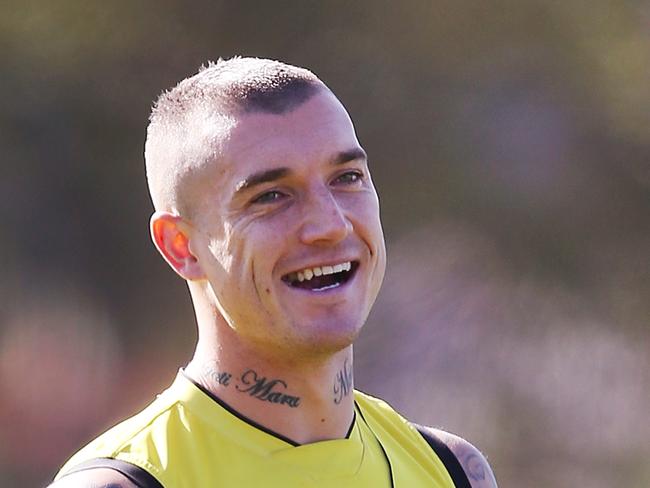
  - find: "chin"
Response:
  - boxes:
[288,316,364,356]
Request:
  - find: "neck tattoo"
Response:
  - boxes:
[333,358,354,404]
[236,369,301,408]
[202,364,301,408]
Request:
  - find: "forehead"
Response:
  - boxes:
[219,90,361,176]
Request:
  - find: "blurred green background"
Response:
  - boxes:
[1,1,649,486]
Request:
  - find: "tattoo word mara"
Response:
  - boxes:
[333,358,353,404]
[236,369,301,408]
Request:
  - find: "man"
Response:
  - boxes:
[51,57,497,487]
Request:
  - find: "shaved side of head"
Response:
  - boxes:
[144,57,326,216]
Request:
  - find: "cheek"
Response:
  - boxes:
[233,225,286,284]
[207,238,234,273]
[351,197,384,242]
[249,208,302,251]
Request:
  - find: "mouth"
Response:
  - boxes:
[282,261,359,291]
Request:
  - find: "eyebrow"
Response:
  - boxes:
[332,147,367,166]
[234,147,367,194]
[235,167,290,193]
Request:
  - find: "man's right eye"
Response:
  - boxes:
[251,190,286,204]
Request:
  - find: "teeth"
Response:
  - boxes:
[287,261,353,283]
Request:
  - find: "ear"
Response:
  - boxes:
[150,211,205,281]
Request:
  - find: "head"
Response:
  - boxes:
[146,57,386,359]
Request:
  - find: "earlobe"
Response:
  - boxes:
[150,211,205,281]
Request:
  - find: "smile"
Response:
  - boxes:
[282,261,359,291]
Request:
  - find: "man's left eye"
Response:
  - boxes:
[251,190,286,204]
[333,171,364,185]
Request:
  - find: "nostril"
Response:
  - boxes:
[299,214,352,245]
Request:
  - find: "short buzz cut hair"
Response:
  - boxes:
[145,57,326,214]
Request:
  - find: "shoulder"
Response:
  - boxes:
[54,395,181,486]
[48,467,139,488]
[354,392,498,486]
[353,389,396,413]
[422,426,498,488]
[56,390,183,479]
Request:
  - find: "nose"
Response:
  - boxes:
[299,188,353,246]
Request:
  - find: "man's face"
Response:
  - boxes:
[188,89,386,357]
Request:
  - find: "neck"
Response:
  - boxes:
[184,288,356,445]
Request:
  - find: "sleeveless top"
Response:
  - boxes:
[55,372,462,487]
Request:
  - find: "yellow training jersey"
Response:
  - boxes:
[55,372,457,487]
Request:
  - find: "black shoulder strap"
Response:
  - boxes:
[58,457,164,488]
[411,423,472,488]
